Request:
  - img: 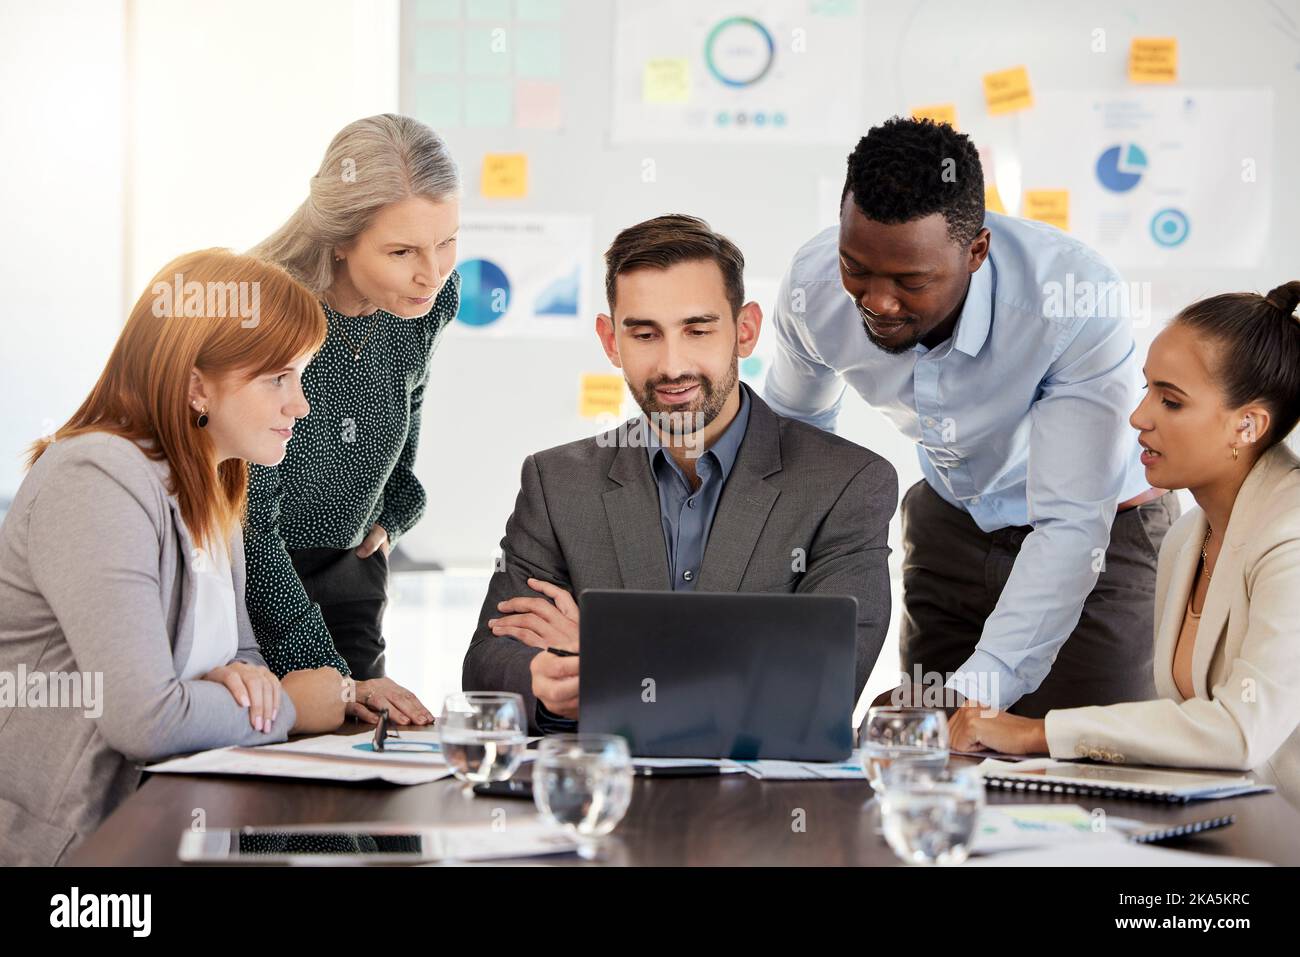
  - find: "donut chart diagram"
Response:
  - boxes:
[611,0,865,143]
[1150,208,1191,247]
[704,16,775,88]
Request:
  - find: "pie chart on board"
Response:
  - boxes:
[455,258,511,327]
[1095,143,1148,193]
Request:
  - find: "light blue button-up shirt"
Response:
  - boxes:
[763,211,1149,708]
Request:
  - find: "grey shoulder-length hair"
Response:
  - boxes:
[250,113,461,294]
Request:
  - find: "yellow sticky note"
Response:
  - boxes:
[982,65,1033,115]
[911,103,957,128]
[1129,37,1177,84]
[984,182,1006,215]
[480,153,528,199]
[1023,189,1069,232]
[643,57,690,104]
[579,374,626,419]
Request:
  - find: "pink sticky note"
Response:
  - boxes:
[515,80,562,130]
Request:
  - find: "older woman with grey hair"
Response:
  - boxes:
[246,113,461,725]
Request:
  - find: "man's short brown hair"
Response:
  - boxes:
[603,214,745,318]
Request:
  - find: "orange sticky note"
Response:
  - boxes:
[985,182,1006,215]
[911,103,957,128]
[579,374,626,419]
[480,153,528,199]
[1129,37,1177,84]
[983,66,1033,115]
[1023,189,1069,232]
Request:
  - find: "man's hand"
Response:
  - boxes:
[948,704,1048,755]
[356,523,390,559]
[487,577,579,653]
[486,578,581,718]
[530,649,579,719]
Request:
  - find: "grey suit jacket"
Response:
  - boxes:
[0,433,297,865]
[462,385,898,733]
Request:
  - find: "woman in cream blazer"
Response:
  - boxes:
[950,281,1300,810]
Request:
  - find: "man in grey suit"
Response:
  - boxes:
[462,214,898,734]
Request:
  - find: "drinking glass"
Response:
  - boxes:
[532,733,634,860]
[438,692,528,795]
[859,706,951,791]
[878,763,985,866]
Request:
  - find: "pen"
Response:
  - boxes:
[546,646,578,657]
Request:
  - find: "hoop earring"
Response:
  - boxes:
[1231,444,1239,461]
[196,407,209,429]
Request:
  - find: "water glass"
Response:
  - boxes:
[438,692,528,791]
[879,763,985,866]
[858,706,950,791]
[532,734,634,860]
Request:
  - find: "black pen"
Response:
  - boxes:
[546,646,578,657]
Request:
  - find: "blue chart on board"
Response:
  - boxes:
[1150,208,1190,247]
[534,265,580,316]
[1095,143,1148,193]
[456,258,511,326]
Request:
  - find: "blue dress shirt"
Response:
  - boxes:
[644,386,751,590]
[763,211,1149,708]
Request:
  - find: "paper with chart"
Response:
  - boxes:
[147,730,463,785]
[610,0,866,143]
[145,746,457,785]
[447,213,592,339]
[1012,89,1273,268]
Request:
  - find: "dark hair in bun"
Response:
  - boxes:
[1174,281,1300,449]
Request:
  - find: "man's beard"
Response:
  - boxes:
[633,354,739,437]
[855,300,921,355]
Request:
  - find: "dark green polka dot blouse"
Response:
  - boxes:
[243,271,461,678]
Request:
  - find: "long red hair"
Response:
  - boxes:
[27,249,327,550]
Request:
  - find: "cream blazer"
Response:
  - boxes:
[1045,443,1300,809]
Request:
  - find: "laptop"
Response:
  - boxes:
[578,590,857,761]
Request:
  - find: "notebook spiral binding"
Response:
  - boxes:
[1127,815,1236,844]
[985,776,1192,804]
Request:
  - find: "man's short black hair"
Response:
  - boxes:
[842,116,985,245]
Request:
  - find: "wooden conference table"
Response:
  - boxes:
[70,728,1300,866]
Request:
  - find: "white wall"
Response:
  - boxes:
[127,0,402,291]
[402,0,1300,569]
[0,0,126,502]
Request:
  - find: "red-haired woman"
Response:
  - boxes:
[0,249,347,864]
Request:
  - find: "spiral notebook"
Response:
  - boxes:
[973,803,1236,852]
[977,759,1275,804]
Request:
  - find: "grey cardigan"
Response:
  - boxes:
[0,433,297,865]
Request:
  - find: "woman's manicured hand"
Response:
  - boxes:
[347,676,433,726]
[203,661,282,733]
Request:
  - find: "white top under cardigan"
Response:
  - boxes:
[176,519,239,681]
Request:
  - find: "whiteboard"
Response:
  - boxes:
[398,0,1300,566]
